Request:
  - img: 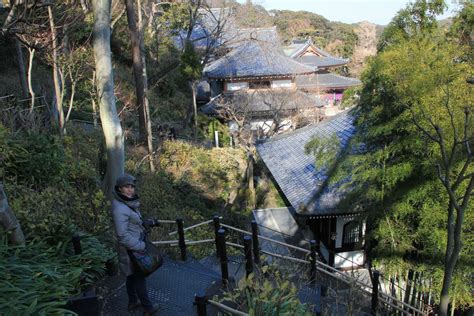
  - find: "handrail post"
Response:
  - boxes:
[195,292,207,316]
[251,220,260,264]
[176,218,187,261]
[213,215,221,258]
[310,239,317,284]
[315,238,321,261]
[72,235,82,255]
[217,228,229,284]
[243,235,253,277]
[372,269,380,315]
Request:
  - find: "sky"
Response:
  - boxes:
[239,0,464,25]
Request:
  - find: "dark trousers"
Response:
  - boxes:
[126,273,153,310]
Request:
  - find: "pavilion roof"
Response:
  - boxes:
[257,110,359,217]
[284,39,349,68]
[203,39,317,79]
[296,72,361,90]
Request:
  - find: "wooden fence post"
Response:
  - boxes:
[213,215,221,258]
[371,270,380,315]
[217,228,229,284]
[243,235,253,277]
[251,220,260,264]
[195,292,207,316]
[310,239,317,284]
[176,218,187,261]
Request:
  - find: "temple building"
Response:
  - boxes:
[201,27,325,134]
[284,39,361,116]
[200,27,361,132]
[256,110,366,269]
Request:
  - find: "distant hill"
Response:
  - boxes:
[231,4,382,77]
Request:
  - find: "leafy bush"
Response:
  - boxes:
[136,141,244,220]
[0,234,113,315]
[1,126,110,242]
[219,265,312,315]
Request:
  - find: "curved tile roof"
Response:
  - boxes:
[295,55,348,68]
[296,73,361,89]
[285,40,349,68]
[257,110,358,216]
[203,41,317,79]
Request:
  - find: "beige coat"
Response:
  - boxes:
[111,199,146,276]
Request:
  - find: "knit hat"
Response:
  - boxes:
[115,173,136,188]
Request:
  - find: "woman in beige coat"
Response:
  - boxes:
[111,174,158,315]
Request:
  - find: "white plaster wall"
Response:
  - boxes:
[226,82,248,91]
[249,119,293,133]
[334,250,365,269]
[271,80,293,89]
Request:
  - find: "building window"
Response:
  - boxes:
[249,80,271,89]
[343,220,361,245]
[226,82,248,91]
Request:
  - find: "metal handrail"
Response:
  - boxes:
[168,219,214,236]
[260,250,310,264]
[207,300,249,316]
[151,218,427,316]
[220,223,310,254]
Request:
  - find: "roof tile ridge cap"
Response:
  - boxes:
[289,41,311,58]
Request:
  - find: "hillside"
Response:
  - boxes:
[240,7,383,77]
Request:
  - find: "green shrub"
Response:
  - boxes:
[219,265,312,315]
[0,234,112,315]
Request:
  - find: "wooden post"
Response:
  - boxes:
[314,238,323,263]
[214,130,219,148]
[404,269,414,312]
[371,269,380,315]
[72,235,82,255]
[251,220,260,264]
[217,228,229,283]
[176,218,187,261]
[310,239,317,284]
[243,235,253,277]
[195,292,207,316]
[213,215,221,257]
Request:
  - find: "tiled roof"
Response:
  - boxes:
[296,73,361,89]
[284,39,348,68]
[201,90,325,115]
[257,110,357,216]
[295,55,348,68]
[203,40,317,79]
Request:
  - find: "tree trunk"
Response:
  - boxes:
[92,0,124,200]
[48,5,65,136]
[27,47,35,113]
[0,183,25,246]
[137,0,155,172]
[439,208,464,316]
[14,38,28,98]
[124,0,155,172]
[192,80,198,137]
[124,0,146,142]
[246,154,256,210]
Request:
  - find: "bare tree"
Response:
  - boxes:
[213,89,317,209]
[92,0,125,199]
